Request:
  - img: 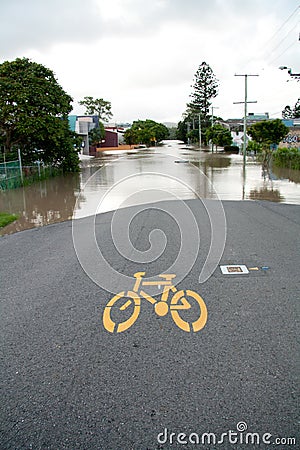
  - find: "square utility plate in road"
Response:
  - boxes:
[220,265,249,275]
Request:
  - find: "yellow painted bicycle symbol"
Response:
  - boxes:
[103,272,207,333]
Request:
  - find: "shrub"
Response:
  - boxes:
[223,145,239,153]
[272,147,300,170]
[247,140,262,153]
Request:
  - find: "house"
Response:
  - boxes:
[68,115,99,155]
[280,119,300,149]
[68,116,128,155]
[226,113,270,131]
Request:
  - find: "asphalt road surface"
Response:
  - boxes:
[1,199,299,449]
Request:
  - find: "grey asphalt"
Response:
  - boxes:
[0,199,299,449]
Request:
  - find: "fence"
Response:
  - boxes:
[0,160,22,190]
[0,153,50,191]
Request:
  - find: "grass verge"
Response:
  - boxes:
[0,212,18,228]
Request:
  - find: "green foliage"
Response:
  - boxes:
[79,96,112,121]
[88,123,105,146]
[248,119,289,147]
[282,98,300,119]
[179,62,219,145]
[0,57,79,172]
[247,140,262,153]
[282,105,294,119]
[187,129,200,143]
[0,212,18,228]
[176,120,188,143]
[294,98,300,118]
[124,120,169,146]
[187,62,219,122]
[206,124,232,147]
[248,119,289,167]
[168,127,177,140]
[273,147,300,170]
[176,114,204,144]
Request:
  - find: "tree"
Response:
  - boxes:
[177,62,219,146]
[88,123,105,146]
[248,119,288,166]
[206,124,232,148]
[124,120,169,147]
[0,57,79,171]
[79,96,112,122]
[248,119,288,146]
[294,98,300,118]
[187,62,219,125]
[282,98,300,119]
[282,105,294,119]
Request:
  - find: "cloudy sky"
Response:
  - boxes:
[1,0,299,124]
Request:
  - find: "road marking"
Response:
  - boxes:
[220,265,249,274]
[103,272,207,333]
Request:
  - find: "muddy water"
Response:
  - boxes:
[1,140,299,235]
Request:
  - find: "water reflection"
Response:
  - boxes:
[249,187,283,202]
[272,166,300,184]
[0,140,299,235]
[0,174,80,235]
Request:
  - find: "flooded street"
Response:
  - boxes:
[1,140,299,235]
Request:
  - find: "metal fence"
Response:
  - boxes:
[0,154,46,191]
[0,160,22,190]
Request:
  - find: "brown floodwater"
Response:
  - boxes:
[1,140,299,235]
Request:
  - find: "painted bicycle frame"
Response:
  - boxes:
[103,272,207,333]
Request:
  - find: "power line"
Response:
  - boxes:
[264,4,300,47]
[266,20,299,59]
[269,39,298,64]
[244,5,299,68]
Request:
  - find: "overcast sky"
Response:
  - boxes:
[1,0,299,124]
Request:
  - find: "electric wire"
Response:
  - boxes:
[266,20,299,60]
[263,4,300,47]
[269,40,298,64]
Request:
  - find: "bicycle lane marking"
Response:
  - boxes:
[102,272,208,333]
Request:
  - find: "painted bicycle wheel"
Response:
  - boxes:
[170,290,207,332]
[103,291,141,333]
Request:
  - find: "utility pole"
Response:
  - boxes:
[187,121,191,146]
[198,113,202,150]
[234,74,258,164]
[211,106,219,153]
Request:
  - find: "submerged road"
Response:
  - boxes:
[0,199,299,449]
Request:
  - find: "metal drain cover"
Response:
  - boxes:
[220,265,249,274]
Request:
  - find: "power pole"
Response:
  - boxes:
[211,106,219,153]
[198,113,202,149]
[234,74,258,164]
[187,121,191,146]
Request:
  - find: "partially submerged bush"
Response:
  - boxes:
[272,147,300,170]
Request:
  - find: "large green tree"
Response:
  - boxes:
[79,96,113,150]
[206,124,232,148]
[0,57,79,171]
[282,98,300,119]
[124,120,169,147]
[177,62,219,145]
[248,119,288,146]
[248,119,288,166]
[79,96,112,122]
[187,62,219,124]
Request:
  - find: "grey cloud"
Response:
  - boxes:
[0,0,103,58]
[0,0,297,60]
